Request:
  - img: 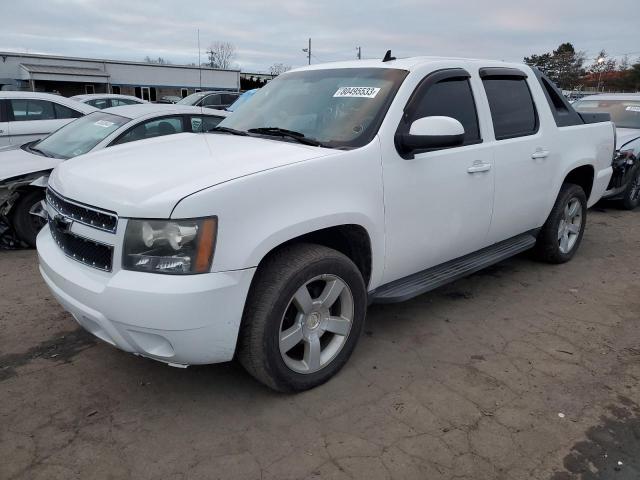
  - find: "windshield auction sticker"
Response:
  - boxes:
[333,87,381,98]
[94,120,115,128]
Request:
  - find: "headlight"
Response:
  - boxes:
[123,217,217,274]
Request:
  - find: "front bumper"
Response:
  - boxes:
[37,225,256,366]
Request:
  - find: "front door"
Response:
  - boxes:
[381,69,495,284]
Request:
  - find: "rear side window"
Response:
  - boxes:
[10,99,56,121]
[54,103,82,119]
[202,94,221,107]
[482,78,538,140]
[87,98,109,109]
[221,93,238,105]
[111,98,140,107]
[0,100,7,122]
[190,115,224,132]
[536,74,583,127]
[410,78,481,145]
[112,116,185,145]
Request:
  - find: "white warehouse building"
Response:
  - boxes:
[0,51,240,100]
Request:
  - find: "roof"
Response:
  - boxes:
[0,91,97,113]
[101,103,230,119]
[71,93,146,102]
[0,51,240,73]
[20,63,109,77]
[288,56,526,73]
[579,94,640,101]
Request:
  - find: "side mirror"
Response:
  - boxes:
[396,116,465,156]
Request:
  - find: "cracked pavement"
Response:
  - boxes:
[1,205,639,479]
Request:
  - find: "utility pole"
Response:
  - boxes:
[356,46,361,60]
[303,38,311,65]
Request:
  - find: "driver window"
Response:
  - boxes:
[410,78,481,145]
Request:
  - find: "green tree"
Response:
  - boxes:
[524,43,585,89]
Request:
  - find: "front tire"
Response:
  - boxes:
[237,243,367,392]
[10,190,46,248]
[534,183,587,264]
[621,166,640,210]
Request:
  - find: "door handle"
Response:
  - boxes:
[467,161,491,173]
[531,149,549,159]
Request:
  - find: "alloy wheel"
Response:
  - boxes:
[557,197,582,254]
[278,274,354,374]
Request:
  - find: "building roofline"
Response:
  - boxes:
[0,50,240,73]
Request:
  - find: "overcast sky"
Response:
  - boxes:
[1,0,638,72]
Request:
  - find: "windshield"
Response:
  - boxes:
[574,99,640,129]
[177,92,205,106]
[218,68,408,149]
[227,89,257,112]
[33,111,129,159]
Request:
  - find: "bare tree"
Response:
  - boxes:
[269,63,291,76]
[144,56,171,65]
[207,42,236,69]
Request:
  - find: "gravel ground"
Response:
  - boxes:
[1,205,639,480]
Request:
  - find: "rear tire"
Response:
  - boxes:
[10,190,46,248]
[534,183,587,264]
[621,166,640,210]
[237,243,367,392]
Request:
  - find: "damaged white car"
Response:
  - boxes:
[1,104,229,246]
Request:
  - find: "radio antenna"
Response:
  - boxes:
[198,28,202,91]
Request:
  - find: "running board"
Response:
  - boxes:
[371,233,537,304]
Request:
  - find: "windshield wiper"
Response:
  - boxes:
[247,127,324,147]
[28,145,54,158]
[210,126,249,136]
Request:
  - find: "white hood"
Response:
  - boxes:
[616,128,640,150]
[49,132,338,218]
[0,145,61,182]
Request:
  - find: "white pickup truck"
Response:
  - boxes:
[37,56,615,391]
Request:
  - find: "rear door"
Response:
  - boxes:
[7,98,59,145]
[480,68,555,243]
[0,100,9,147]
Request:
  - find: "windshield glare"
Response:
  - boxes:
[227,89,257,112]
[574,99,640,129]
[34,111,129,159]
[218,68,408,148]
[177,92,205,106]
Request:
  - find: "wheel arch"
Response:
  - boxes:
[562,164,594,201]
[252,222,375,289]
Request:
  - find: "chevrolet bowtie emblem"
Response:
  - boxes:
[53,214,73,233]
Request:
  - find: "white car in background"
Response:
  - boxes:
[573,94,640,209]
[1,103,229,246]
[0,91,96,147]
[72,93,147,109]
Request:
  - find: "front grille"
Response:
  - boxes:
[46,188,118,233]
[48,216,113,272]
